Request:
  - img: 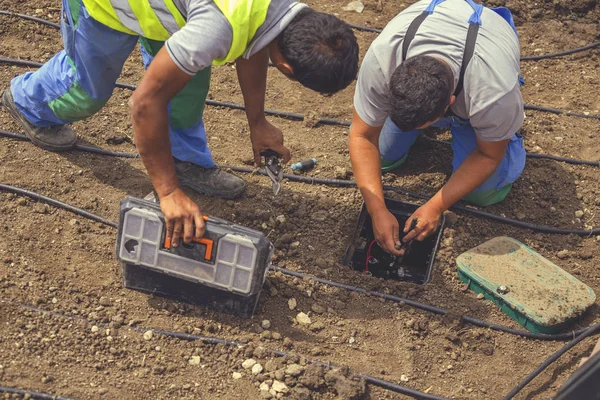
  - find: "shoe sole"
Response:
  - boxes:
[178,176,246,200]
[1,90,76,152]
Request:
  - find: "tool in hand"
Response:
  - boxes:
[395,217,418,261]
[260,149,283,196]
[291,158,317,172]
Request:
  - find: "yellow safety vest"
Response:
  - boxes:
[81,0,271,65]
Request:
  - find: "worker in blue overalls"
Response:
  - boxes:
[349,0,526,255]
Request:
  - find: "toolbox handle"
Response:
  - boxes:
[163,215,213,261]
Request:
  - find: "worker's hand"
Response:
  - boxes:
[250,118,291,165]
[159,188,205,247]
[371,208,403,256]
[403,203,442,242]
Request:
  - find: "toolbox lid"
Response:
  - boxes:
[457,236,596,331]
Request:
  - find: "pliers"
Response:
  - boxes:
[260,149,283,196]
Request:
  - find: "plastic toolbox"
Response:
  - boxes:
[457,236,596,334]
[115,197,273,317]
[343,198,445,284]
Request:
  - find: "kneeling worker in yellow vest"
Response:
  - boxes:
[2,0,359,246]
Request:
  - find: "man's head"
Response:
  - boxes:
[271,8,359,95]
[389,56,455,131]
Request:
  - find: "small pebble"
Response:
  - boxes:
[252,363,264,375]
[476,294,485,300]
[261,320,271,330]
[575,210,584,218]
[288,298,297,311]
[272,380,289,393]
[91,326,99,333]
[98,388,108,395]
[99,297,112,307]
[296,312,311,325]
[400,375,409,382]
[272,332,281,340]
[143,330,153,340]
[242,359,257,369]
[189,356,201,366]
[232,372,242,380]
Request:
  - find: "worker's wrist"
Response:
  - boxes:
[247,113,267,129]
[155,181,181,199]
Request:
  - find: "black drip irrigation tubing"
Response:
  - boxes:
[1,190,600,400]
[223,165,600,237]
[0,181,595,342]
[2,56,600,124]
[423,137,600,167]
[0,129,598,237]
[0,386,75,400]
[7,301,450,400]
[2,10,599,62]
[503,322,600,400]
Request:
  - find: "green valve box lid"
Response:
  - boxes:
[456,236,596,334]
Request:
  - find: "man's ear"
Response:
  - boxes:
[449,95,456,106]
[268,41,295,78]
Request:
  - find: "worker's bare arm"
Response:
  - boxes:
[130,47,205,246]
[349,109,403,256]
[236,48,291,165]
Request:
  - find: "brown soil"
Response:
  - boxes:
[1,0,600,399]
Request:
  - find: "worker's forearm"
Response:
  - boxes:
[349,133,387,216]
[427,150,500,212]
[131,97,179,198]
[237,48,269,126]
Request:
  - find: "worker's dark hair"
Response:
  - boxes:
[278,8,359,95]
[389,55,454,131]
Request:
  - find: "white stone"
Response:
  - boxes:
[272,380,289,393]
[296,312,311,325]
[242,359,257,369]
[91,325,99,333]
[232,372,242,380]
[400,375,409,382]
[143,330,153,340]
[188,356,201,366]
[259,382,270,391]
[261,320,271,330]
[252,363,264,375]
[288,298,297,311]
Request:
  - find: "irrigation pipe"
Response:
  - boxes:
[2,10,599,62]
[0,131,598,236]
[9,301,450,400]
[423,137,600,167]
[503,322,600,400]
[0,386,75,400]
[2,56,600,125]
[0,182,595,341]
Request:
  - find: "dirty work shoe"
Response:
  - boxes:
[1,88,77,151]
[174,159,246,199]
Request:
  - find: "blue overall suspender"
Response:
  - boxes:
[401,0,484,97]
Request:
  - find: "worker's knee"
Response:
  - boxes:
[463,184,513,207]
[48,82,109,122]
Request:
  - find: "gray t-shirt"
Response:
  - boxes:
[165,0,307,75]
[354,0,524,141]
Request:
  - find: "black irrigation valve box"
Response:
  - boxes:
[115,197,273,317]
[343,198,445,284]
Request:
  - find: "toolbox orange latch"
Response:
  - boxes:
[163,216,213,261]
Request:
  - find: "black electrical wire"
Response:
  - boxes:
[10,301,450,400]
[503,322,600,400]
[2,10,599,62]
[521,41,600,61]
[0,181,595,341]
[0,386,75,400]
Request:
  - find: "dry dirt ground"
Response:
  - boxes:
[0,0,599,399]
